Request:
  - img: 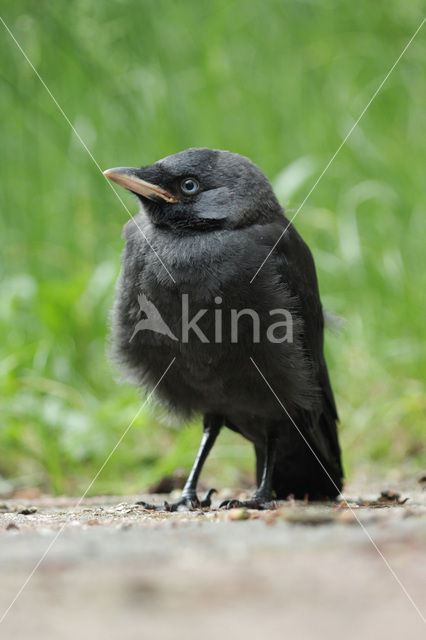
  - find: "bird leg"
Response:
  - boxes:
[220,430,278,510]
[137,414,222,511]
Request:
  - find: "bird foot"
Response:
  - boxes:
[136,488,217,512]
[219,497,277,511]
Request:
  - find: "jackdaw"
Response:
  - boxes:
[104,148,343,509]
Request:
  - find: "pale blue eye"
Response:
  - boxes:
[181,178,199,195]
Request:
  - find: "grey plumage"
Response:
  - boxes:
[106,148,343,504]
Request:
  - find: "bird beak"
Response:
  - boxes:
[103,167,178,203]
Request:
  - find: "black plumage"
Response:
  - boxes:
[105,148,343,508]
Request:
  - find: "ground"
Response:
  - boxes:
[0,478,425,640]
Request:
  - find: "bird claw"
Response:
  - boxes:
[199,488,217,508]
[219,497,277,511]
[136,488,217,512]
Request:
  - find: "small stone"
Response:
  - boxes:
[227,508,250,521]
[338,500,359,509]
[18,506,37,515]
[379,490,401,502]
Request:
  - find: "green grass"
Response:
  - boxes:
[0,1,425,494]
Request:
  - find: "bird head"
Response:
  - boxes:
[104,148,281,231]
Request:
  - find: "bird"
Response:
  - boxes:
[104,147,343,510]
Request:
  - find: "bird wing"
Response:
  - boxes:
[274,221,343,479]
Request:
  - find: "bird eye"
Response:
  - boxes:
[181,178,199,195]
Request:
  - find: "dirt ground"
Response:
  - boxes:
[0,478,425,640]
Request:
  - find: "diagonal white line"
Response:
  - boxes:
[250,17,426,283]
[250,356,426,626]
[0,357,176,625]
[0,16,176,284]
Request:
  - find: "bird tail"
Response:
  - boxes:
[259,406,343,501]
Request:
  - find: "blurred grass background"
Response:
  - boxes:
[0,0,424,495]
